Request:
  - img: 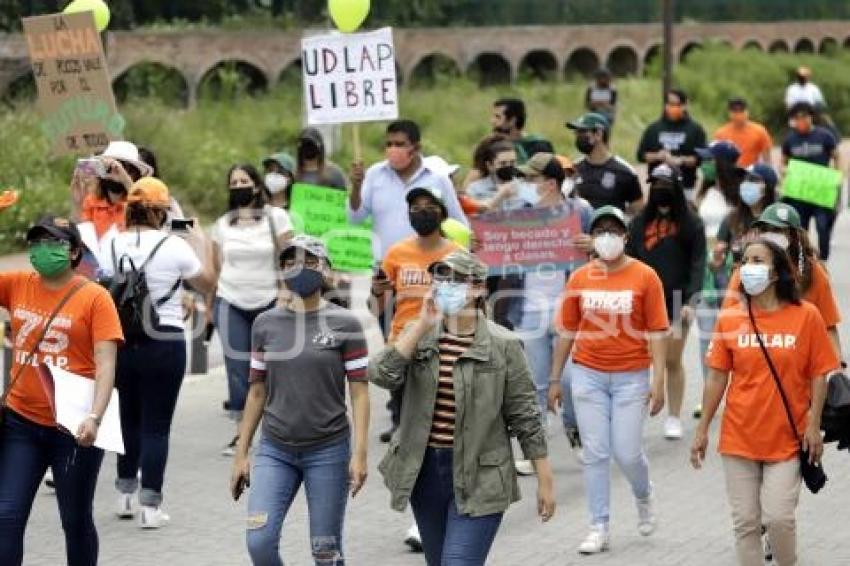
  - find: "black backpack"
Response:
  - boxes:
[105,235,181,343]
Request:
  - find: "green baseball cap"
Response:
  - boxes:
[429,249,488,281]
[754,202,802,230]
[566,112,611,131]
[589,205,627,231]
[262,152,296,174]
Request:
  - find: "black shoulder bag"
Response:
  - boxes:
[747,301,827,494]
[0,278,88,432]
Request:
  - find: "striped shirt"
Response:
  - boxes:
[428,332,474,448]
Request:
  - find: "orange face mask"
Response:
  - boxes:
[665,104,684,121]
[729,110,748,125]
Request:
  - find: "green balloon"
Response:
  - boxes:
[63,0,111,32]
[328,0,370,33]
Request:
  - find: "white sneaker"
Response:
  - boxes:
[664,416,683,440]
[140,505,170,529]
[404,523,422,552]
[636,490,657,536]
[577,525,610,555]
[514,459,535,476]
[116,493,135,519]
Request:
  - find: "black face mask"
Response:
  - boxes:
[650,187,675,209]
[101,179,127,197]
[300,142,321,160]
[409,210,441,236]
[575,137,595,155]
[493,126,512,135]
[495,166,518,183]
[229,187,256,209]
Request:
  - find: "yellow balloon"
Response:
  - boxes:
[63,0,111,32]
[442,218,471,250]
[328,0,370,33]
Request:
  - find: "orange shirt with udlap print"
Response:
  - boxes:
[556,259,669,372]
[0,272,124,427]
[382,237,460,341]
[713,121,773,167]
[722,261,840,328]
[707,301,838,461]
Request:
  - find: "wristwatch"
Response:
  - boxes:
[87,412,102,426]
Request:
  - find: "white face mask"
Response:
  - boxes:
[760,232,790,250]
[265,172,290,195]
[593,233,625,261]
[739,181,764,206]
[740,264,772,296]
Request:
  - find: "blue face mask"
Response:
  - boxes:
[516,181,542,206]
[284,268,324,297]
[434,282,470,315]
[739,181,764,207]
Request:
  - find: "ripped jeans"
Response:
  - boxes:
[246,436,350,565]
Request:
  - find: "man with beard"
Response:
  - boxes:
[491,97,551,164]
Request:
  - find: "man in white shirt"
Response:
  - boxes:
[784,66,825,110]
[348,119,468,262]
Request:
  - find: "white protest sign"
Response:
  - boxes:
[302,27,398,125]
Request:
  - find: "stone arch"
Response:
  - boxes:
[845,36,850,49]
[278,58,301,85]
[643,44,661,69]
[768,39,789,54]
[742,40,763,51]
[679,42,703,62]
[794,38,815,53]
[606,45,639,77]
[409,53,461,88]
[819,37,838,54]
[198,59,269,99]
[2,70,37,104]
[518,49,558,81]
[564,47,600,80]
[112,61,189,107]
[467,52,512,87]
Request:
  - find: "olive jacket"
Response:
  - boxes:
[369,316,547,517]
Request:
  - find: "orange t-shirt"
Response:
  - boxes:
[381,237,460,341]
[556,259,669,372]
[707,301,838,461]
[0,273,124,427]
[722,261,840,328]
[713,121,773,167]
[81,194,125,239]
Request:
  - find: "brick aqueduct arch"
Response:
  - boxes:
[2,21,849,106]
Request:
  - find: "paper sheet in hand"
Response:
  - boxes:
[39,364,124,454]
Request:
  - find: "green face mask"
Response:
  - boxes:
[29,242,71,278]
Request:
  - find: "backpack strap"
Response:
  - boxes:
[139,235,171,272]
[155,278,182,308]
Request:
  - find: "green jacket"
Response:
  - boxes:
[369,316,547,517]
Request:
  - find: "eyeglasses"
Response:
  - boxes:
[431,265,480,284]
[281,257,321,270]
[28,238,69,248]
[410,205,442,214]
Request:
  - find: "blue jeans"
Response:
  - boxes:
[115,332,186,506]
[784,197,836,260]
[516,308,577,430]
[215,297,275,416]
[0,410,104,566]
[570,362,652,526]
[410,448,503,566]
[246,436,350,566]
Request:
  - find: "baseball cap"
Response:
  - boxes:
[423,155,461,178]
[727,97,748,110]
[566,112,610,131]
[127,177,170,207]
[754,202,802,230]
[26,215,82,248]
[298,127,324,150]
[280,234,331,266]
[589,205,627,231]
[262,152,296,174]
[555,154,576,173]
[647,163,682,185]
[745,163,779,189]
[429,249,488,281]
[406,186,448,217]
[100,140,154,178]
[517,152,565,181]
[696,140,741,163]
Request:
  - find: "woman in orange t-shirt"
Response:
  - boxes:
[548,205,669,555]
[692,238,837,566]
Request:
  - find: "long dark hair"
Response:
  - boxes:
[788,227,816,293]
[471,133,509,178]
[728,182,777,242]
[741,238,801,305]
[226,164,269,223]
[125,202,167,230]
[95,162,141,200]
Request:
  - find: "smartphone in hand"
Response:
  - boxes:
[233,475,250,501]
[170,218,195,232]
[76,158,107,178]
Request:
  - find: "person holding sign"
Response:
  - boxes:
[370,249,555,566]
[780,102,841,260]
[0,215,123,566]
[549,206,668,555]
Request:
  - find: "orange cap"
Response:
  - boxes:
[127,177,170,207]
[555,154,575,173]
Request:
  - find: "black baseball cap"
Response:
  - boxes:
[26,215,82,248]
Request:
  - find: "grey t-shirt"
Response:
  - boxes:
[250,303,368,449]
[296,161,348,190]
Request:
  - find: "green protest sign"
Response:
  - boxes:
[782,158,842,209]
[288,183,374,273]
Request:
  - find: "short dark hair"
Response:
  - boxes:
[788,101,814,117]
[137,146,159,178]
[727,97,747,110]
[386,119,421,144]
[541,156,566,187]
[494,98,526,129]
[741,238,801,305]
[668,88,688,105]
